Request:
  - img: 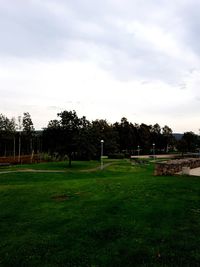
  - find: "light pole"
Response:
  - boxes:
[101,140,104,170]
[152,143,155,160]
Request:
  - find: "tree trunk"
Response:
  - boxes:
[4,143,6,157]
[18,133,21,163]
[68,152,72,167]
[13,136,15,159]
[30,137,32,155]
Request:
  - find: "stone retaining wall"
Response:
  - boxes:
[155,158,200,175]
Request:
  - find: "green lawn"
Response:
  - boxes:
[0,160,101,171]
[0,160,199,266]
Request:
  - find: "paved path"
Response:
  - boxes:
[0,169,67,174]
[80,163,112,172]
[177,167,200,176]
[189,167,200,176]
[131,154,181,159]
[0,163,113,175]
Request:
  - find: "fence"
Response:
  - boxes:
[0,154,40,165]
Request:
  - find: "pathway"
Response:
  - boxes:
[0,163,113,175]
[189,167,200,176]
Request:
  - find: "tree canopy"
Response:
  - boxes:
[1,110,200,163]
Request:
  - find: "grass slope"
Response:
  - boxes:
[0,160,199,266]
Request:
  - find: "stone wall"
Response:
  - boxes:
[154,158,200,175]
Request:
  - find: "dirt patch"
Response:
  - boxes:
[80,163,113,172]
[51,192,82,201]
[51,194,69,201]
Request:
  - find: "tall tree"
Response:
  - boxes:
[23,112,34,133]
[17,116,22,162]
[22,112,35,154]
[181,132,198,152]
[57,110,81,167]
[0,114,16,157]
[114,118,137,154]
[76,116,95,160]
[162,125,173,152]
[138,123,151,154]
[150,123,163,152]
[91,119,119,157]
[8,117,16,158]
[43,119,61,155]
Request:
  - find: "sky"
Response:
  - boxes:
[0,0,200,133]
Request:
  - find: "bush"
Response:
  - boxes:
[108,153,125,159]
[40,153,53,162]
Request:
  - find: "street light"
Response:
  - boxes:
[101,140,104,170]
[152,143,155,160]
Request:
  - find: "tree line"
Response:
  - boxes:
[0,110,200,165]
[0,112,40,160]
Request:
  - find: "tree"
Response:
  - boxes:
[162,125,173,153]
[152,123,161,135]
[176,139,187,155]
[0,114,16,157]
[150,124,163,152]
[42,119,61,156]
[138,123,151,154]
[8,117,16,158]
[17,116,22,162]
[114,118,137,155]
[47,119,60,129]
[23,112,34,133]
[76,116,95,160]
[181,132,198,152]
[22,112,35,154]
[90,119,119,157]
[44,111,80,167]
[57,110,81,167]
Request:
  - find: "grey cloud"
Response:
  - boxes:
[178,83,187,90]
[1,0,200,83]
[175,1,200,51]
[47,106,61,110]
[0,1,73,58]
[60,0,200,82]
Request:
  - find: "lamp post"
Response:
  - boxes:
[152,143,155,160]
[137,145,140,157]
[101,140,104,170]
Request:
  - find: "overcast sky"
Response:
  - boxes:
[1,0,200,133]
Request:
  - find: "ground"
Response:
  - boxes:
[0,159,199,266]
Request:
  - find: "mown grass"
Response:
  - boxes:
[0,160,199,266]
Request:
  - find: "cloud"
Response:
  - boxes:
[1,1,199,80]
[1,0,200,133]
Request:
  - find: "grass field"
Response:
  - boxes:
[0,160,199,266]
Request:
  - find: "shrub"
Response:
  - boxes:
[108,153,125,159]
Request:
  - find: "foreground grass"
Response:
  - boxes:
[0,160,199,266]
